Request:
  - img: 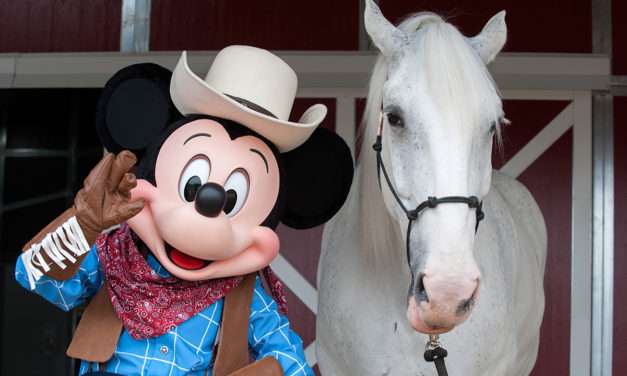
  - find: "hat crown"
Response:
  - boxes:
[170,47,327,152]
[204,46,297,121]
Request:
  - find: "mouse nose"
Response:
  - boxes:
[194,182,226,217]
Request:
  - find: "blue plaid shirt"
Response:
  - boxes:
[15,246,313,376]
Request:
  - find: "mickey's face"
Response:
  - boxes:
[129,119,281,280]
[96,63,353,282]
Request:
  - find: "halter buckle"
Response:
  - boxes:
[372,135,383,152]
[425,334,441,351]
[467,196,479,208]
[424,334,448,362]
[427,196,438,208]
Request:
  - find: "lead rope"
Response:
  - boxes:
[424,334,448,376]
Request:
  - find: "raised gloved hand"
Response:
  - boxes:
[22,151,144,281]
[74,150,144,245]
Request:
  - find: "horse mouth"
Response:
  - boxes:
[422,323,454,334]
[165,243,213,270]
[407,296,460,334]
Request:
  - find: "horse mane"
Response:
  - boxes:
[358,12,503,265]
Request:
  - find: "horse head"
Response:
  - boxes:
[364,0,508,334]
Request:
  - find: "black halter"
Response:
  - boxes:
[371,112,485,270]
[372,111,485,376]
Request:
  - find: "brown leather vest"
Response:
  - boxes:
[66,273,282,375]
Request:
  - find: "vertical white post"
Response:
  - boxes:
[120,0,151,53]
[591,0,614,373]
[591,92,614,376]
[570,91,593,376]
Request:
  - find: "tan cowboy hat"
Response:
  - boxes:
[170,46,327,152]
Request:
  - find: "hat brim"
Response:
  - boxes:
[170,51,327,152]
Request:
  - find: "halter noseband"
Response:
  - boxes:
[372,111,485,268]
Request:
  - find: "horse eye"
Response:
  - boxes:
[489,123,497,134]
[387,113,404,128]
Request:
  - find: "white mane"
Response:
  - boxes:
[358,13,503,263]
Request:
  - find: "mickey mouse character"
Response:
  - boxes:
[15,46,353,376]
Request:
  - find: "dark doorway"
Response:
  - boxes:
[0,89,103,376]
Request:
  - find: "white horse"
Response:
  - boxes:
[316,2,547,375]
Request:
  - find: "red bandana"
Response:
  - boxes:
[96,224,287,339]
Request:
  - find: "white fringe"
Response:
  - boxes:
[21,216,91,290]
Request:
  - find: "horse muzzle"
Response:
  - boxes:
[406,272,480,334]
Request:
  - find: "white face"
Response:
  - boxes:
[381,58,500,224]
[365,0,507,334]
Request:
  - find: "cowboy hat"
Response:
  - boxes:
[170,46,327,152]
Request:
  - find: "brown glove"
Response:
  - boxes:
[22,150,144,281]
[74,150,144,246]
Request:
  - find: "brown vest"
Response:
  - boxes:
[66,274,282,375]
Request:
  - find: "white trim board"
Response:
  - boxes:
[0,52,610,90]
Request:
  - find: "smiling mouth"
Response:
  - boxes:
[165,243,213,270]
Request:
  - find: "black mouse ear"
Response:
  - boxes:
[96,63,180,155]
[281,127,354,229]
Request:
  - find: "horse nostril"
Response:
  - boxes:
[416,273,429,303]
[456,283,479,316]
[194,183,226,218]
[456,295,476,316]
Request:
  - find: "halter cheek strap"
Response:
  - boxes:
[372,112,486,267]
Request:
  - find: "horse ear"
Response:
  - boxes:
[364,0,407,57]
[96,63,181,155]
[468,11,507,64]
[280,127,354,229]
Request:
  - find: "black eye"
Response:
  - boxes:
[387,113,404,128]
[183,176,202,202]
[490,123,497,133]
[222,170,249,217]
[178,156,210,202]
[224,190,238,214]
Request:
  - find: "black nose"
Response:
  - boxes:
[194,183,226,217]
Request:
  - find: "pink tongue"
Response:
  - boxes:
[169,249,206,270]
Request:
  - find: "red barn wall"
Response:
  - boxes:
[613,0,627,374]
[612,0,627,74]
[0,0,121,53]
[0,0,595,54]
[0,0,590,55]
[378,0,593,53]
[613,97,626,375]
[149,0,359,51]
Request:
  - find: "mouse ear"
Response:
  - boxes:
[96,63,180,156]
[280,127,354,229]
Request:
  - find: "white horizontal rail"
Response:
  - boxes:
[0,52,610,90]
